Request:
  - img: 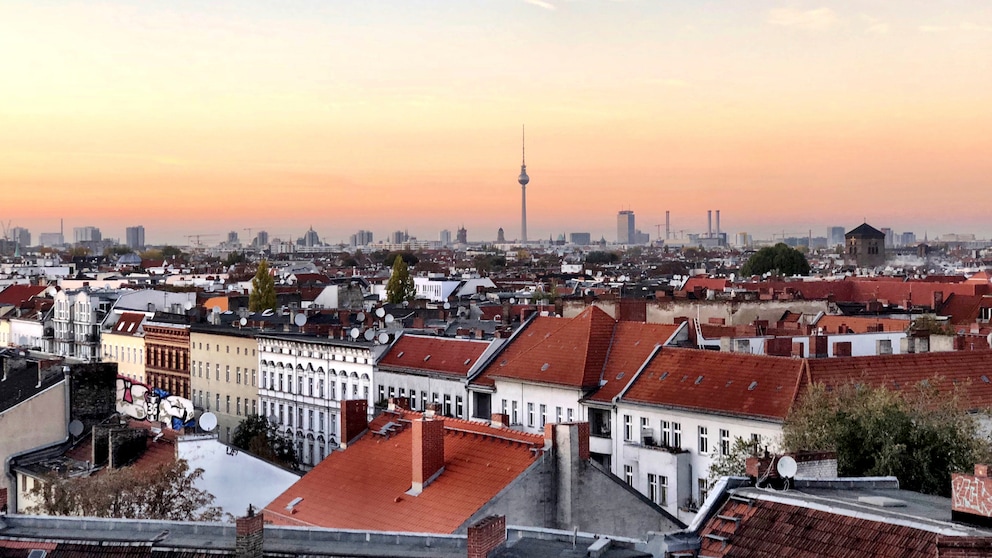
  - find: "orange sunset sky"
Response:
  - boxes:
[2,1,991,245]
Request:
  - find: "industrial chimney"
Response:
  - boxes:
[707,210,713,238]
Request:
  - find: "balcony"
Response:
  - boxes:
[56,332,75,342]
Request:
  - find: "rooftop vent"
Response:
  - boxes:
[285,496,304,511]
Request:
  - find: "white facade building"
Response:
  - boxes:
[257,335,384,470]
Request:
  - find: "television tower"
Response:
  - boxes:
[518,125,530,244]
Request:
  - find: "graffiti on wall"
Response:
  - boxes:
[115,376,195,430]
[952,473,992,518]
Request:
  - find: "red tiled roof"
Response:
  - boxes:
[379,335,490,378]
[111,312,146,336]
[620,348,805,421]
[812,315,909,334]
[0,285,46,306]
[585,322,682,403]
[476,306,616,389]
[699,496,935,557]
[805,351,992,411]
[291,273,331,284]
[938,293,986,325]
[262,409,544,533]
[681,276,731,293]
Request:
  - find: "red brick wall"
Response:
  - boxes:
[577,422,590,460]
[937,536,992,557]
[952,467,992,518]
[467,515,506,558]
[765,337,792,357]
[341,399,368,446]
[833,341,852,357]
[412,418,445,486]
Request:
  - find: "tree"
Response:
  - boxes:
[249,260,277,312]
[740,243,810,276]
[28,459,221,521]
[383,252,419,267]
[385,256,415,303]
[223,251,248,266]
[909,315,956,336]
[708,437,760,482]
[104,245,134,257]
[161,245,185,261]
[782,379,991,496]
[232,414,298,469]
[585,251,620,265]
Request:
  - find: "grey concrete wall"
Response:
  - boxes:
[0,381,68,504]
[564,299,829,326]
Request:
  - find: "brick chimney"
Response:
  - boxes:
[388,397,410,411]
[467,515,506,558]
[235,506,264,558]
[765,337,792,357]
[833,341,852,357]
[952,464,992,527]
[490,413,509,428]
[409,417,445,495]
[340,399,368,448]
[809,335,828,358]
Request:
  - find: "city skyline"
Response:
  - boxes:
[2,1,990,243]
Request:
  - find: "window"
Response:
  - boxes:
[501,399,507,415]
[455,396,463,418]
[309,378,314,396]
[237,367,242,384]
[527,403,535,427]
[251,369,256,387]
[648,473,659,504]
[252,399,257,415]
[567,408,574,422]
[661,420,671,446]
[751,432,761,446]
[226,396,231,413]
[698,478,710,503]
[660,475,669,506]
[539,404,547,428]
[511,400,518,424]
[399,387,406,397]
[639,416,649,443]
[298,408,304,428]
[215,364,220,381]
[672,422,682,448]
[623,414,633,441]
[555,406,562,423]
[319,411,325,432]
[409,390,417,410]
[225,365,230,382]
[262,401,268,418]
[698,426,708,454]
[263,371,268,389]
[237,397,242,416]
[298,377,303,395]
[624,465,634,486]
[287,406,293,427]
[215,394,220,411]
[720,429,730,456]
[279,374,284,391]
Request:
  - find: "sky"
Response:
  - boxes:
[1,0,991,246]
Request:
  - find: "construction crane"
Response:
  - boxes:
[184,233,220,248]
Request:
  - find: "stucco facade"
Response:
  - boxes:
[190,327,260,443]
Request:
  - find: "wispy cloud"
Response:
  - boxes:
[524,0,556,10]
[919,25,951,33]
[768,7,838,30]
[960,22,992,32]
[866,22,890,35]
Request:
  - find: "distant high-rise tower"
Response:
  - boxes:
[497,227,506,243]
[439,229,451,246]
[456,226,468,244]
[125,226,145,250]
[518,125,530,244]
[617,210,635,244]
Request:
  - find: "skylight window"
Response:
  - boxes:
[464,358,472,366]
[500,359,508,366]
[397,351,404,358]
[423,355,431,362]
[616,371,625,380]
[541,363,550,371]
[694,376,703,385]
[983,375,990,384]
[660,372,669,380]
[285,496,304,510]
[748,381,758,391]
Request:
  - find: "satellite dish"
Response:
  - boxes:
[776,455,798,478]
[294,313,307,327]
[68,419,84,437]
[376,308,386,318]
[363,329,375,341]
[199,412,218,432]
[239,317,248,326]
[443,302,451,310]
[509,297,516,304]
[183,301,194,310]
[267,414,279,426]
[385,314,394,324]
[378,332,389,344]
[350,327,360,339]
[356,312,366,323]
[212,306,222,314]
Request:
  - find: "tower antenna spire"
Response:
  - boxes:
[522,124,526,165]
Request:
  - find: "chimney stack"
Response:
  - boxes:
[409,417,445,495]
[707,210,713,238]
[665,210,670,240]
[340,399,368,448]
[716,209,721,237]
[235,507,265,558]
[467,515,507,558]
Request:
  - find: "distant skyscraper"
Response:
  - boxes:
[497,228,506,243]
[39,232,63,247]
[10,227,30,248]
[255,231,269,247]
[350,230,373,247]
[456,226,468,244]
[617,211,635,244]
[518,126,530,244]
[828,226,846,247]
[900,232,916,247]
[390,230,410,245]
[299,227,320,247]
[227,231,239,244]
[125,226,145,250]
[569,232,591,246]
[439,229,451,246]
[73,226,101,243]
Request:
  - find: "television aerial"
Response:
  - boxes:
[198,412,218,432]
[239,317,248,327]
[443,302,451,310]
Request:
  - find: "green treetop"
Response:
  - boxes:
[249,260,277,312]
